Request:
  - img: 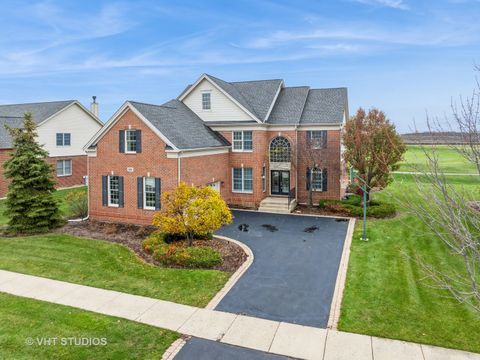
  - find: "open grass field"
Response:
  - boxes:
[398,145,478,174]
[0,292,178,359]
[0,186,87,226]
[0,233,230,307]
[339,173,480,353]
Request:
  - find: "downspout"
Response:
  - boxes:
[177,154,181,185]
[295,124,299,200]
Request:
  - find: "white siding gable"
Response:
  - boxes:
[36,103,102,157]
[182,78,254,122]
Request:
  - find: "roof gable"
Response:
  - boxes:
[300,88,347,124]
[267,87,310,124]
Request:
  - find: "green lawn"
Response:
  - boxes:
[0,186,87,226]
[0,292,178,359]
[398,145,477,174]
[339,173,480,353]
[0,233,229,307]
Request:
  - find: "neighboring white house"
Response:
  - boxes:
[0,98,103,197]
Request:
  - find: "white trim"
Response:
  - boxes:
[208,124,342,131]
[143,177,156,211]
[83,102,179,152]
[166,147,230,159]
[264,80,283,122]
[231,130,253,152]
[177,74,263,123]
[107,175,120,208]
[232,167,253,193]
[56,159,72,177]
[124,129,137,154]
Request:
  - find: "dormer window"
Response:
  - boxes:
[202,92,211,110]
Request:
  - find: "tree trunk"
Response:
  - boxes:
[308,188,313,207]
[186,232,193,247]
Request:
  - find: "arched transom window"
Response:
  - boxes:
[269,136,291,163]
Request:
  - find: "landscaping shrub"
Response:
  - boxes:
[142,233,222,269]
[319,195,396,218]
[65,191,88,218]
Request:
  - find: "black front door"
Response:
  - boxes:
[271,170,290,195]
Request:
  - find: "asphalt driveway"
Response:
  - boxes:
[175,210,349,360]
[216,210,349,328]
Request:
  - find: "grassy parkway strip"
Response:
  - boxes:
[0,269,479,360]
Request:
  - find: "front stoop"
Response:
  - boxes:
[258,197,296,214]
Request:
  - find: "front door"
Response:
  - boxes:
[271,170,290,195]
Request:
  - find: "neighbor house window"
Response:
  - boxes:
[56,160,72,177]
[56,133,71,146]
[143,177,156,210]
[232,131,253,151]
[232,168,253,193]
[262,165,266,192]
[308,131,327,149]
[202,92,211,110]
[125,130,137,153]
[311,168,323,191]
[108,175,120,206]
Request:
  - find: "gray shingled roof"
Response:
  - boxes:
[299,88,347,124]
[129,100,229,150]
[267,87,310,124]
[0,100,76,149]
[207,75,282,121]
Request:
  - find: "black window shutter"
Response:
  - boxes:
[322,168,328,192]
[306,167,311,190]
[118,176,125,208]
[155,178,161,210]
[137,177,143,209]
[307,131,311,141]
[102,176,108,206]
[322,131,328,148]
[136,130,142,153]
[119,130,125,153]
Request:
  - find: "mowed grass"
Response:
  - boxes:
[0,292,178,359]
[398,145,477,174]
[0,233,229,307]
[0,186,87,226]
[339,174,480,353]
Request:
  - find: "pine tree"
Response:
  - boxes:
[3,113,64,233]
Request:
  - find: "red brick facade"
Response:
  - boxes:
[0,150,87,198]
[88,109,346,224]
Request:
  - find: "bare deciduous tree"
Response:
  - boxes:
[402,68,480,312]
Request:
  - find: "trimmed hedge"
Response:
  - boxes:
[319,194,396,218]
[142,233,222,269]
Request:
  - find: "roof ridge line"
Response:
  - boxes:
[0,100,75,107]
[297,86,311,125]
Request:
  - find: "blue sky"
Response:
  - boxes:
[1,0,479,132]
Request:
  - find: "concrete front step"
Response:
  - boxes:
[258,197,296,213]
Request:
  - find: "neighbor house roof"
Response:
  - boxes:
[129,100,229,150]
[179,74,347,125]
[0,100,76,149]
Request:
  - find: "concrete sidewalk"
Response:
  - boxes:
[0,269,479,360]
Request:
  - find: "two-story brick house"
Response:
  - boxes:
[85,74,348,224]
[0,100,103,198]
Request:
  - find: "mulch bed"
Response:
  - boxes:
[55,220,247,273]
[294,204,353,218]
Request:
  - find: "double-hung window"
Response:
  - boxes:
[56,159,72,176]
[125,130,137,153]
[308,131,327,149]
[311,168,323,191]
[56,133,71,146]
[108,176,120,207]
[232,131,253,151]
[232,168,253,193]
[202,92,211,110]
[143,177,156,210]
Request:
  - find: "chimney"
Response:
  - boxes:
[90,96,99,117]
